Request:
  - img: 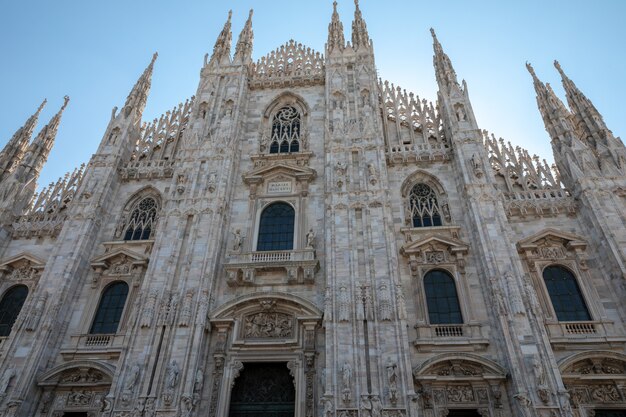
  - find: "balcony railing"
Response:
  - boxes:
[84,334,113,347]
[225,249,319,286]
[413,323,489,352]
[433,324,464,337]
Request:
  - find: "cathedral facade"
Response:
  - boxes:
[0,3,625,417]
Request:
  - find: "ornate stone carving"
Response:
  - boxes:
[163,360,180,405]
[242,311,293,338]
[140,289,158,328]
[341,362,352,404]
[67,390,95,406]
[338,286,350,322]
[178,289,194,327]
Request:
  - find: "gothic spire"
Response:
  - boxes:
[351,0,370,50]
[233,9,254,64]
[123,52,157,122]
[0,99,47,181]
[327,1,345,53]
[526,62,596,185]
[209,10,233,67]
[554,60,617,146]
[430,28,459,94]
[20,96,70,183]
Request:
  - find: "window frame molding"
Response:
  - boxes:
[253,200,298,252]
[113,187,162,242]
[259,93,310,155]
[0,253,45,340]
[422,268,465,325]
[517,229,605,323]
[400,170,451,228]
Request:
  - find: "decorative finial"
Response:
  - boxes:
[61,95,70,110]
[151,52,158,64]
[354,0,359,8]
[333,1,338,11]
[248,9,254,18]
[37,99,48,113]
[228,9,232,19]
[553,60,566,78]
[430,28,438,40]
[525,62,537,78]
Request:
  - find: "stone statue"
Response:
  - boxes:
[232,229,244,251]
[360,395,373,417]
[125,364,141,392]
[306,228,316,248]
[166,360,180,389]
[0,367,15,397]
[341,362,352,391]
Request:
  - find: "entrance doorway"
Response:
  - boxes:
[447,411,482,417]
[229,362,296,417]
[594,411,626,417]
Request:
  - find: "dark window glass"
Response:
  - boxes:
[123,197,158,241]
[90,282,129,334]
[0,285,28,337]
[424,270,463,324]
[269,141,279,154]
[593,410,626,417]
[409,183,443,228]
[543,265,591,321]
[257,203,295,251]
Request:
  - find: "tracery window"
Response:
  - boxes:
[424,270,463,324]
[123,197,158,241]
[543,265,591,322]
[90,281,129,334]
[257,202,295,251]
[409,183,442,227]
[269,106,301,154]
[0,285,28,337]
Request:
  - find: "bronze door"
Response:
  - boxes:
[229,362,296,417]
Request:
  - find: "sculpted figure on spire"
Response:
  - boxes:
[233,10,254,64]
[207,10,233,67]
[327,1,345,53]
[123,52,157,122]
[351,0,370,50]
[0,99,47,182]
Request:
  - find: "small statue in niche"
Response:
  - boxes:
[207,172,217,193]
[0,367,15,398]
[306,228,316,248]
[367,163,378,185]
[455,103,467,122]
[232,229,244,252]
[470,153,484,178]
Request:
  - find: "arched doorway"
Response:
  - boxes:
[229,362,295,417]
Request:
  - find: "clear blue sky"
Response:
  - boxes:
[1,1,625,188]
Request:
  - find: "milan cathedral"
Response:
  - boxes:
[0,2,625,417]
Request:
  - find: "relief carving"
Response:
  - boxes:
[243,312,293,338]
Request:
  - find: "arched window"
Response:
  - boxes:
[123,197,158,241]
[269,106,301,154]
[424,270,463,324]
[543,265,591,321]
[0,285,28,337]
[90,282,129,334]
[257,202,295,251]
[409,183,442,228]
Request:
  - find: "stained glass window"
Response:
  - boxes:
[409,184,442,228]
[269,106,301,154]
[123,197,158,241]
